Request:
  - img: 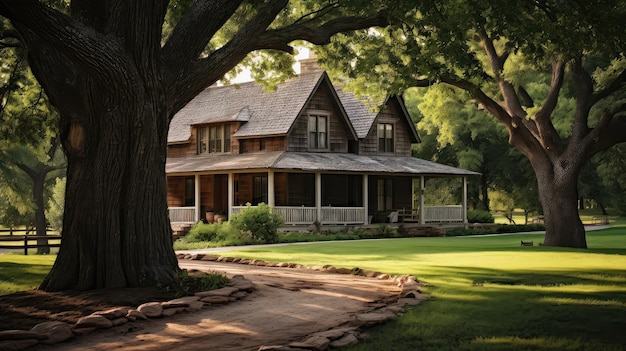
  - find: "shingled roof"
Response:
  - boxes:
[166,151,479,176]
[169,70,335,143]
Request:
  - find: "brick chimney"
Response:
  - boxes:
[299,51,322,74]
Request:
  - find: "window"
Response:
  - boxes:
[308,115,328,149]
[184,177,195,206]
[253,175,268,204]
[377,178,393,211]
[197,124,231,154]
[377,123,394,153]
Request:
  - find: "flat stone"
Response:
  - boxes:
[92,307,129,319]
[330,333,359,348]
[352,311,396,326]
[288,335,330,351]
[75,315,113,329]
[396,298,422,306]
[137,302,163,318]
[195,286,239,298]
[185,300,205,310]
[111,318,129,326]
[258,346,301,351]
[229,278,256,292]
[126,309,148,320]
[161,307,185,317]
[335,267,352,274]
[0,330,46,341]
[71,327,96,335]
[231,291,248,299]
[166,296,199,307]
[200,295,231,304]
[200,255,219,261]
[312,327,357,340]
[31,321,73,345]
[0,339,39,350]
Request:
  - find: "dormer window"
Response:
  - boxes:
[198,124,231,154]
[377,123,394,153]
[308,114,328,150]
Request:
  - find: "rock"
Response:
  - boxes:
[137,302,163,318]
[185,300,205,311]
[126,309,148,320]
[258,346,301,351]
[329,333,359,348]
[71,327,96,335]
[75,315,113,329]
[0,330,46,341]
[288,335,330,351]
[195,286,239,298]
[92,307,129,319]
[200,255,219,261]
[402,290,422,298]
[377,274,391,280]
[229,277,256,292]
[111,318,129,326]
[396,298,422,306]
[165,296,200,307]
[200,295,231,304]
[0,339,39,350]
[161,307,185,317]
[31,321,73,345]
[312,327,357,340]
[352,311,396,326]
[385,305,405,313]
[231,291,248,299]
[277,262,289,267]
[335,267,352,274]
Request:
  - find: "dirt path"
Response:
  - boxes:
[39,260,402,351]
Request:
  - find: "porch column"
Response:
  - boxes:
[419,176,425,225]
[194,174,201,223]
[268,169,275,207]
[315,172,322,223]
[363,174,369,224]
[462,176,468,224]
[228,172,234,218]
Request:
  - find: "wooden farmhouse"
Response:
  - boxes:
[166,62,478,229]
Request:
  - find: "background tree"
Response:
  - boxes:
[0,0,390,291]
[316,0,626,248]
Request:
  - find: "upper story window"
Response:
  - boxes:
[377,123,394,153]
[308,114,328,150]
[198,124,231,154]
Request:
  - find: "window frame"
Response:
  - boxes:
[377,123,395,153]
[197,124,231,154]
[308,113,329,150]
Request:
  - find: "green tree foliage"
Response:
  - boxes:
[0,1,390,290]
[316,0,626,248]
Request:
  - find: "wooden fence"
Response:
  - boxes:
[0,229,61,255]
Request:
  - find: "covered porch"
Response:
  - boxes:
[166,151,478,227]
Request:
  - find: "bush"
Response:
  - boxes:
[184,222,238,243]
[230,203,284,243]
[467,210,495,223]
[446,224,545,236]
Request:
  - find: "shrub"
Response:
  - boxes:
[184,222,238,243]
[230,203,284,243]
[467,210,495,223]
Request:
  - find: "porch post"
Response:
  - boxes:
[194,174,201,223]
[268,169,275,207]
[363,174,369,225]
[462,176,468,224]
[315,172,322,223]
[228,172,234,218]
[419,176,425,225]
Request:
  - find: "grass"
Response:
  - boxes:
[217,223,626,350]
[0,253,56,294]
[2,220,626,350]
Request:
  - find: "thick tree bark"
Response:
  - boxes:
[527,147,587,248]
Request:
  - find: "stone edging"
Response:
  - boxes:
[0,273,256,350]
[178,252,430,351]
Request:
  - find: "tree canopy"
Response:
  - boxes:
[316,0,626,248]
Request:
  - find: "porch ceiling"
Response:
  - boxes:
[166,151,479,177]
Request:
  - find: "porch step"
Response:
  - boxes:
[171,223,193,241]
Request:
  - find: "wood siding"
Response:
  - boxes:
[167,177,186,207]
[287,83,351,152]
[240,136,286,153]
[360,100,413,156]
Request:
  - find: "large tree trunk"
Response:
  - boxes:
[534,160,587,248]
[39,58,180,291]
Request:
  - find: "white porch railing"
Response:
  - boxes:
[170,205,464,225]
[423,205,464,223]
[168,207,195,223]
[321,207,365,224]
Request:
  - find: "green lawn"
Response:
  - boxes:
[218,224,626,350]
[2,224,626,350]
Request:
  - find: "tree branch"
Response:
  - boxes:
[590,67,626,106]
[534,59,565,151]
